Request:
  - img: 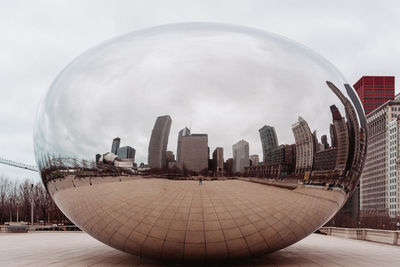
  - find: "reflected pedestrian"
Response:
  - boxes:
[199,178,202,185]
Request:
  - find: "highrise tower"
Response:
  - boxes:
[111,137,120,154]
[259,125,278,163]
[292,117,314,176]
[148,115,172,169]
[232,140,249,173]
[353,76,395,115]
[177,127,191,162]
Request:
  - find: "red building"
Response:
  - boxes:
[353,76,395,115]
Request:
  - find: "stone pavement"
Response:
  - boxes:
[50,178,345,260]
[1,232,400,266]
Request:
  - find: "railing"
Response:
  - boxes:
[0,225,81,232]
[33,225,81,231]
[0,157,38,172]
[319,227,400,246]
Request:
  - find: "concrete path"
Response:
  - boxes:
[0,232,399,266]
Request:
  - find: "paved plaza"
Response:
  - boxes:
[49,177,345,260]
[1,232,400,266]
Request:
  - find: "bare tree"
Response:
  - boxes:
[0,177,68,225]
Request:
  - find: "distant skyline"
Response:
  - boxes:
[1,0,400,181]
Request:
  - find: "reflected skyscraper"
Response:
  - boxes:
[327,81,363,189]
[177,127,191,162]
[259,125,278,163]
[225,158,234,176]
[212,147,224,174]
[321,135,329,149]
[166,151,175,163]
[250,154,259,166]
[232,139,249,173]
[179,134,208,172]
[111,137,120,154]
[148,115,172,169]
[117,146,136,160]
[330,105,349,174]
[292,117,314,176]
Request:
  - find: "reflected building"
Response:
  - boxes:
[111,137,120,154]
[232,140,249,173]
[117,146,136,160]
[225,158,234,176]
[148,115,172,169]
[259,125,278,164]
[250,154,259,166]
[330,105,349,174]
[166,151,175,163]
[292,117,314,177]
[329,124,337,148]
[321,135,329,149]
[177,127,191,162]
[327,81,363,191]
[265,145,296,178]
[168,161,183,170]
[179,134,208,173]
[212,147,224,175]
[313,148,338,171]
[95,154,101,164]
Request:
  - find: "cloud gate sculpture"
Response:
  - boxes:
[34,23,367,261]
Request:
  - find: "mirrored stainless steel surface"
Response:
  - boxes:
[33,23,367,261]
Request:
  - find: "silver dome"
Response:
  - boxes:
[34,23,366,261]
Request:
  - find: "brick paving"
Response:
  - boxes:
[1,232,400,266]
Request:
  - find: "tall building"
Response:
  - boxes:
[354,76,395,115]
[212,147,224,174]
[111,137,120,154]
[250,154,259,166]
[225,158,234,176]
[388,119,399,217]
[330,105,349,174]
[361,100,400,216]
[321,135,329,149]
[313,148,338,171]
[259,125,278,163]
[179,134,208,173]
[95,154,101,164]
[232,140,249,173]
[166,151,175,163]
[117,146,136,160]
[245,144,296,178]
[176,127,191,162]
[292,117,314,176]
[148,115,172,169]
[327,81,365,191]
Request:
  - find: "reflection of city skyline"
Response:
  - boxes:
[37,81,365,199]
[91,81,365,193]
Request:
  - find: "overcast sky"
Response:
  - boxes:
[1,0,399,182]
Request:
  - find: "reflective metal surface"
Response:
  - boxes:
[34,23,367,261]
